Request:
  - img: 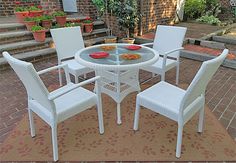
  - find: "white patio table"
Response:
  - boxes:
[75,43,159,124]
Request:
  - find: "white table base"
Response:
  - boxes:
[96,69,140,124]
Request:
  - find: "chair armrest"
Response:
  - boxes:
[48,76,101,100]
[164,47,184,57]
[141,42,154,47]
[37,63,71,84]
[37,64,67,75]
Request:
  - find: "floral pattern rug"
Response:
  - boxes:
[0,86,236,161]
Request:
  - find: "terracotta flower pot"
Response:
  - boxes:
[121,38,135,44]
[32,30,46,42]
[29,10,44,17]
[84,23,93,33]
[55,16,67,27]
[15,11,29,23]
[104,36,117,43]
[42,20,52,29]
[24,21,37,31]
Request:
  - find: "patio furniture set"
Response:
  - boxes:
[2,25,229,161]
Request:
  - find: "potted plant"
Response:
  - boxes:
[24,16,37,31]
[53,11,67,27]
[28,5,44,17]
[83,17,93,33]
[31,25,46,42]
[41,14,53,29]
[112,0,140,44]
[14,1,29,23]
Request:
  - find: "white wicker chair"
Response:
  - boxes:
[141,25,187,85]
[3,52,104,161]
[134,49,228,158]
[50,26,93,85]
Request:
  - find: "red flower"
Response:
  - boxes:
[86,16,91,20]
[30,3,34,6]
[38,5,42,9]
[15,1,21,5]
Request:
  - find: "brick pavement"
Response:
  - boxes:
[0,56,235,148]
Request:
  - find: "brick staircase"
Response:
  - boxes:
[0,18,112,70]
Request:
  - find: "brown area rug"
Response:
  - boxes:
[0,85,236,161]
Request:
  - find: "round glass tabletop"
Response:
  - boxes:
[75,43,159,70]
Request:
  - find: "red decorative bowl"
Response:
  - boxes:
[125,45,142,50]
[89,52,109,59]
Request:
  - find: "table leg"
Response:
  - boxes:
[117,103,122,125]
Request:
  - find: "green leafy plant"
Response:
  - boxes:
[92,0,105,16]
[196,15,221,25]
[15,6,28,12]
[111,0,140,38]
[24,16,36,22]
[205,0,221,17]
[28,5,42,11]
[53,11,66,17]
[40,15,53,20]
[83,19,93,24]
[184,0,206,19]
[14,1,28,12]
[31,25,45,32]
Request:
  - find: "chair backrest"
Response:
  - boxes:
[3,52,54,112]
[50,26,85,61]
[181,49,229,111]
[153,25,187,58]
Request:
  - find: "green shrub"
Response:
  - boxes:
[92,0,105,16]
[184,0,206,19]
[205,0,221,17]
[196,15,221,25]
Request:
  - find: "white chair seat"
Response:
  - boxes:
[143,57,177,72]
[53,84,97,122]
[138,81,185,121]
[62,59,92,75]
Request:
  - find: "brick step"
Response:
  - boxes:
[212,35,236,45]
[0,30,33,44]
[83,28,110,40]
[0,48,56,66]
[0,23,26,33]
[84,35,115,46]
[0,38,52,56]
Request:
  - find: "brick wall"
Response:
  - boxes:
[77,0,97,19]
[0,0,40,16]
[40,0,62,13]
[141,0,177,34]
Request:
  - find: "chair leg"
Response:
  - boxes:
[198,105,205,133]
[161,72,165,81]
[28,108,35,137]
[74,75,79,84]
[97,97,104,134]
[176,64,179,85]
[83,73,87,79]
[51,123,58,161]
[58,68,62,86]
[152,73,155,78]
[176,124,183,158]
[117,103,122,125]
[133,100,141,131]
